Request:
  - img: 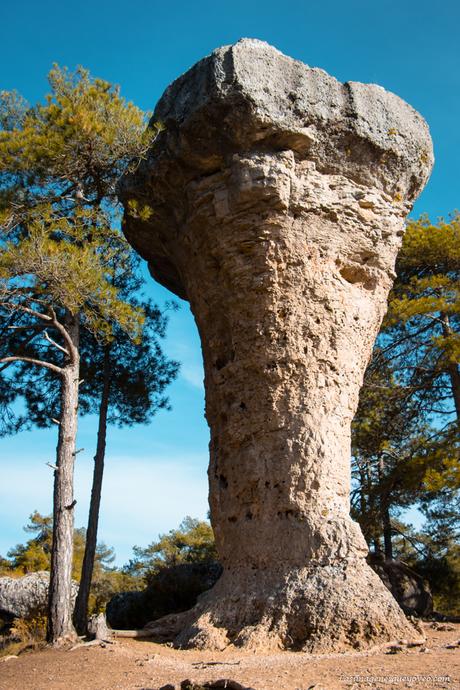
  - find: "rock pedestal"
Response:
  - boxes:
[120,39,433,652]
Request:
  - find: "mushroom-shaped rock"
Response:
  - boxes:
[120,39,433,652]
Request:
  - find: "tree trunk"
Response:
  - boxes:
[73,346,111,635]
[47,313,80,644]
[440,313,460,423]
[378,456,393,561]
[382,506,393,561]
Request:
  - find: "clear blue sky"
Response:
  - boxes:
[0,0,459,564]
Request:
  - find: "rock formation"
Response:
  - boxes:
[106,562,223,630]
[0,572,78,620]
[120,39,433,652]
[369,556,433,617]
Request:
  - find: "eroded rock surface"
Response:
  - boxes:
[120,39,433,652]
[0,572,78,620]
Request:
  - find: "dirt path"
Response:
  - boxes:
[0,622,459,690]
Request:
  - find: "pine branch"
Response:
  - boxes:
[46,306,78,364]
[0,355,63,375]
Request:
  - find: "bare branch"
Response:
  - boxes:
[0,355,63,376]
[1,300,77,363]
[0,301,52,323]
[43,330,70,356]
[7,324,46,332]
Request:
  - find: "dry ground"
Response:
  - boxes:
[0,622,459,690]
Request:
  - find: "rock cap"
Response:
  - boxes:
[120,39,434,298]
[150,38,433,196]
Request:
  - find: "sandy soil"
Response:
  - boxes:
[0,622,459,690]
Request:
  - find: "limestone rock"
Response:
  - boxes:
[106,562,222,629]
[121,38,433,302]
[106,590,146,630]
[120,39,433,652]
[0,572,78,620]
[369,557,433,617]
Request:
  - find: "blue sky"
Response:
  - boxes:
[0,0,459,564]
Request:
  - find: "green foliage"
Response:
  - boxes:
[352,213,459,610]
[0,613,47,658]
[76,269,179,428]
[127,517,217,579]
[383,214,460,423]
[0,62,161,337]
[4,512,52,574]
[0,64,162,431]
[0,65,159,214]
[388,495,460,616]
[351,351,432,549]
[1,511,114,582]
[0,66,170,641]
[0,63,175,430]
[107,517,219,629]
[89,568,141,615]
[0,206,143,339]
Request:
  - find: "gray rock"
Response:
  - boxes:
[120,38,433,301]
[106,562,222,630]
[369,557,433,617]
[0,572,78,620]
[106,590,146,629]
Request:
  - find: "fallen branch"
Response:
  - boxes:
[111,629,155,639]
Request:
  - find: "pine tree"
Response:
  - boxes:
[2,250,179,633]
[352,214,460,562]
[2,511,115,582]
[126,517,217,579]
[0,66,159,643]
[72,255,179,634]
[383,214,460,425]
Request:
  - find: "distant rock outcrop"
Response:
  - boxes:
[0,572,78,620]
[106,562,222,630]
[369,557,433,617]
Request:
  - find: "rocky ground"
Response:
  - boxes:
[0,622,458,689]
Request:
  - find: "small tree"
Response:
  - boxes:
[0,66,158,643]
[3,511,114,580]
[72,259,179,634]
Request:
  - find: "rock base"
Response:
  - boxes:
[146,559,418,652]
